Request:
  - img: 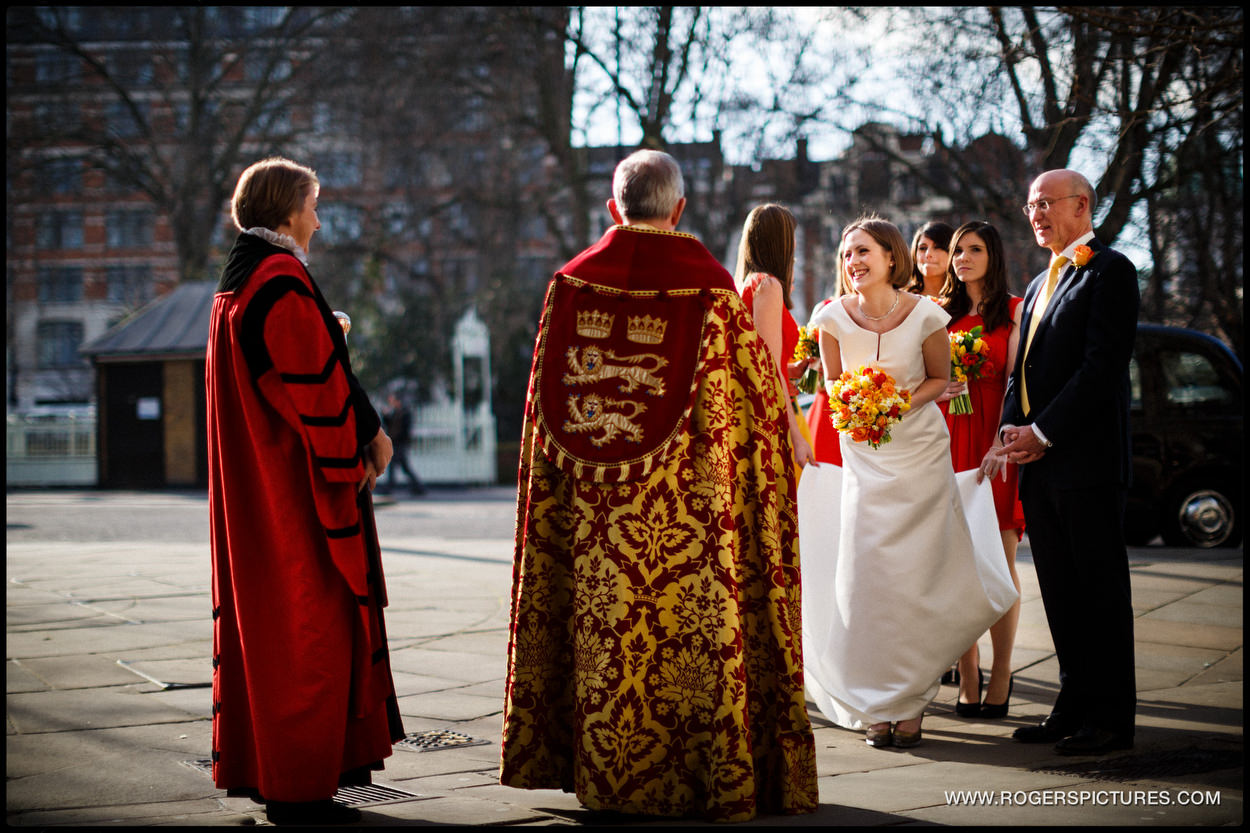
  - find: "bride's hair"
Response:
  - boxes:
[841,215,912,289]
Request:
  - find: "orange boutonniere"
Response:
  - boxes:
[1073,244,1095,268]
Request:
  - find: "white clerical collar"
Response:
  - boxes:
[245,227,309,266]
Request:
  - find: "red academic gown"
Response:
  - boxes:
[206,234,403,803]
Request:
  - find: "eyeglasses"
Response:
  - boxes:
[1021,195,1082,216]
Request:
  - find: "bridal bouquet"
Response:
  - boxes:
[948,326,991,415]
[827,365,911,449]
[792,326,822,394]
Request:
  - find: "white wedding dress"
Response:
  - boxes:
[799,297,1018,729]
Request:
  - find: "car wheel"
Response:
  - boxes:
[1160,483,1240,548]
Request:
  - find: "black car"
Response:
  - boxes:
[1124,324,1243,548]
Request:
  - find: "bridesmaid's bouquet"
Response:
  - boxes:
[827,365,911,449]
[948,326,991,415]
[792,326,822,394]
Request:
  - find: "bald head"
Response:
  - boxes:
[1026,169,1096,254]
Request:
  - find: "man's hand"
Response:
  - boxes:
[359,428,394,492]
[1000,425,1047,465]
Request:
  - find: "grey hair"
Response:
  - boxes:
[612,150,684,221]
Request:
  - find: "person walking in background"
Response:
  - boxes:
[734,203,817,471]
[800,216,1016,750]
[937,221,1027,719]
[999,169,1139,756]
[381,392,426,496]
[206,157,404,825]
[906,221,955,298]
[499,150,817,821]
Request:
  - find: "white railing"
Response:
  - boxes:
[6,414,98,486]
[5,406,499,489]
[410,401,497,485]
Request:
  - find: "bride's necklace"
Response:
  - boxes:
[860,289,900,321]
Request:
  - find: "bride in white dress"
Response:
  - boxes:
[799,217,1017,748]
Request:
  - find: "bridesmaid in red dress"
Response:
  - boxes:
[906,221,955,298]
[937,221,1026,719]
[734,204,816,469]
[802,237,855,466]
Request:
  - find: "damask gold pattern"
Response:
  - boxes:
[501,290,817,822]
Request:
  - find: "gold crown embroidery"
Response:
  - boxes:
[626,314,667,345]
[575,310,614,339]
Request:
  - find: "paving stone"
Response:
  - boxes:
[8,686,206,734]
[10,655,147,690]
[1142,599,1242,629]
[6,491,1242,827]
[1134,618,1243,651]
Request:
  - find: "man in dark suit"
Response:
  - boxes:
[998,168,1139,756]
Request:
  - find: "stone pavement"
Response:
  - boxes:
[6,488,1243,827]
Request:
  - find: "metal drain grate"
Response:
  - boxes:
[182,759,427,807]
[394,729,491,753]
[1035,746,1243,783]
[333,782,427,807]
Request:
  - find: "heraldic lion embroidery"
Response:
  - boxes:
[563,394,646,447]
[563,346,667,397]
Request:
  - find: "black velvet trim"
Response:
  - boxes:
[299,394,353,426]
[325,523,362,539]
[280,351,337,385]
[240,275,315,380]
[313,453,361,469]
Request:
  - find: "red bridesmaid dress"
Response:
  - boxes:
[941,297,1026,536]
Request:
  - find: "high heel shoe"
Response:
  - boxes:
[865,723,893,748]
[955,668,984,717]
[940,665,959,685]
[893,719,923,748]
[980,674,1013,719]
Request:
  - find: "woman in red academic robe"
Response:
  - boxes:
[206,158,403,826]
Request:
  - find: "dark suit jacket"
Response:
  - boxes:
[1001,238,1140,489]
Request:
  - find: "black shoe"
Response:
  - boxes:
[266,800,362,826]
[955,668,984,717]
[1054,727,1134,756]
[980,674,1013,720]
[941,666,959,685]
[1013,715,1079,743]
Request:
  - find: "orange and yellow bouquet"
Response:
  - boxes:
[827,365,911,449]
[948,325,991,415]
[792,325,822,394]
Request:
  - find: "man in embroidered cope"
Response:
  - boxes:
[499,150,818,821]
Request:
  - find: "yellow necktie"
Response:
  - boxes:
[1021,255,1068,415]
